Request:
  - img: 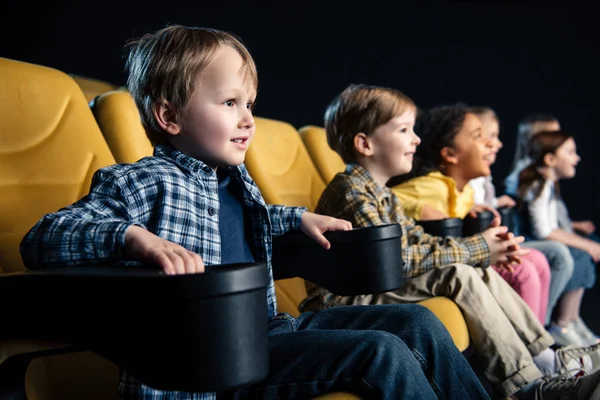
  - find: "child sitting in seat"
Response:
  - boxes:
[518,129,600,347]
[18,25,491,400]
[301,84,600,400]
[388,104,552,326]
[468,107,593,348]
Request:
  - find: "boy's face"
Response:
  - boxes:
[479,114,502,165]
[369,109,420,178]
[174,45,257,168]
[448,113,494,179]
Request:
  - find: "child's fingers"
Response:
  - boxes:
[310,229,331,249]
[330,219,352,231]
[155,252,175,275]
[486,216,501,229]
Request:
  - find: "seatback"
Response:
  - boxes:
[69,74,119,103]
[0,57,120,399]
[90,90,153,164]
[249,118,327,211]
[0,58,117,273]
[299,125,345,184]
[245,118,329,315]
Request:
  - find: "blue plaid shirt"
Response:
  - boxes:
[20,144,306,399]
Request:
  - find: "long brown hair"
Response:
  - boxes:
[517,130,572,200]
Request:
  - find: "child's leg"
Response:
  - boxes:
[522,240,573,326]
[492,260,545,325]
[355,264,547,398]
[523,249,551,324]
[230,304,489,400]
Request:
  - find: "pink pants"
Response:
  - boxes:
[492,248,550,325]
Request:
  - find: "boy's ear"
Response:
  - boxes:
[353,132,374,157]
[440,146,458,165]
[152,99,181,136]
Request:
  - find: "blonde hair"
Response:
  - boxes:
[324,84,416,163]
[125,25,258,145]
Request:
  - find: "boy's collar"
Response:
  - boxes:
[153,144,241,177]
[345,163,390,195]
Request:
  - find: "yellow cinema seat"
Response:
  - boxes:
[0,57,120,399]
[299,125,345,184]
[69,74,119,103]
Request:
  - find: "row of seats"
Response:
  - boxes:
[0,58,468,399]
[90,89,470,349]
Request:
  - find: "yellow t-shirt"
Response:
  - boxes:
[391,171,474,220]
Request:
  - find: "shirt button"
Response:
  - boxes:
[208,207,217,216]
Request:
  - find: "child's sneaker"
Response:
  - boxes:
[548,323,583,347]
[536,368,600,399]
[573,317,600,347]
[556,342,600,376]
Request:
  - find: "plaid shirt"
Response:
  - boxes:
[302,164,490,310]
[20,144,306,400]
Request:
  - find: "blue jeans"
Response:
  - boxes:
[566,246,597,291]
[230,304,489,400]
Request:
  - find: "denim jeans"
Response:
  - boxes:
[229,304,489,400]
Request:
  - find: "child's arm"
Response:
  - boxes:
[333,186,491,278]
[572,220,596,235]
[400,212,491,277]
[266,205,306,236]
[547,229,600,262]
[20,170,140,269]
[496,195,516,208]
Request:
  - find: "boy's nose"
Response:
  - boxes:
[239,110,255,129]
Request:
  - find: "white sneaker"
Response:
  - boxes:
[556,342,600,376]
[573,318,600,346]
[548,323,584,347]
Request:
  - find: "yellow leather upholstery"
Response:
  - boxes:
[0,57,120,399]
[299,125,345,184]
[251,121,470,352]
[91,90,153,164]
[248,118,326,212]
[0,59,117,274]
[69,74,119,103]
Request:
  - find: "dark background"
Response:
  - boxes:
[3,1,599,319]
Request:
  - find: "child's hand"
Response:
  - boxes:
[301,212,352,249]
[468,204,501,219]
[124,225,205,275]
[420,204,449,221]
[586,243,600,263]
[497,195,516,208]
[573,220,596,235]
[481,217,528,271]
